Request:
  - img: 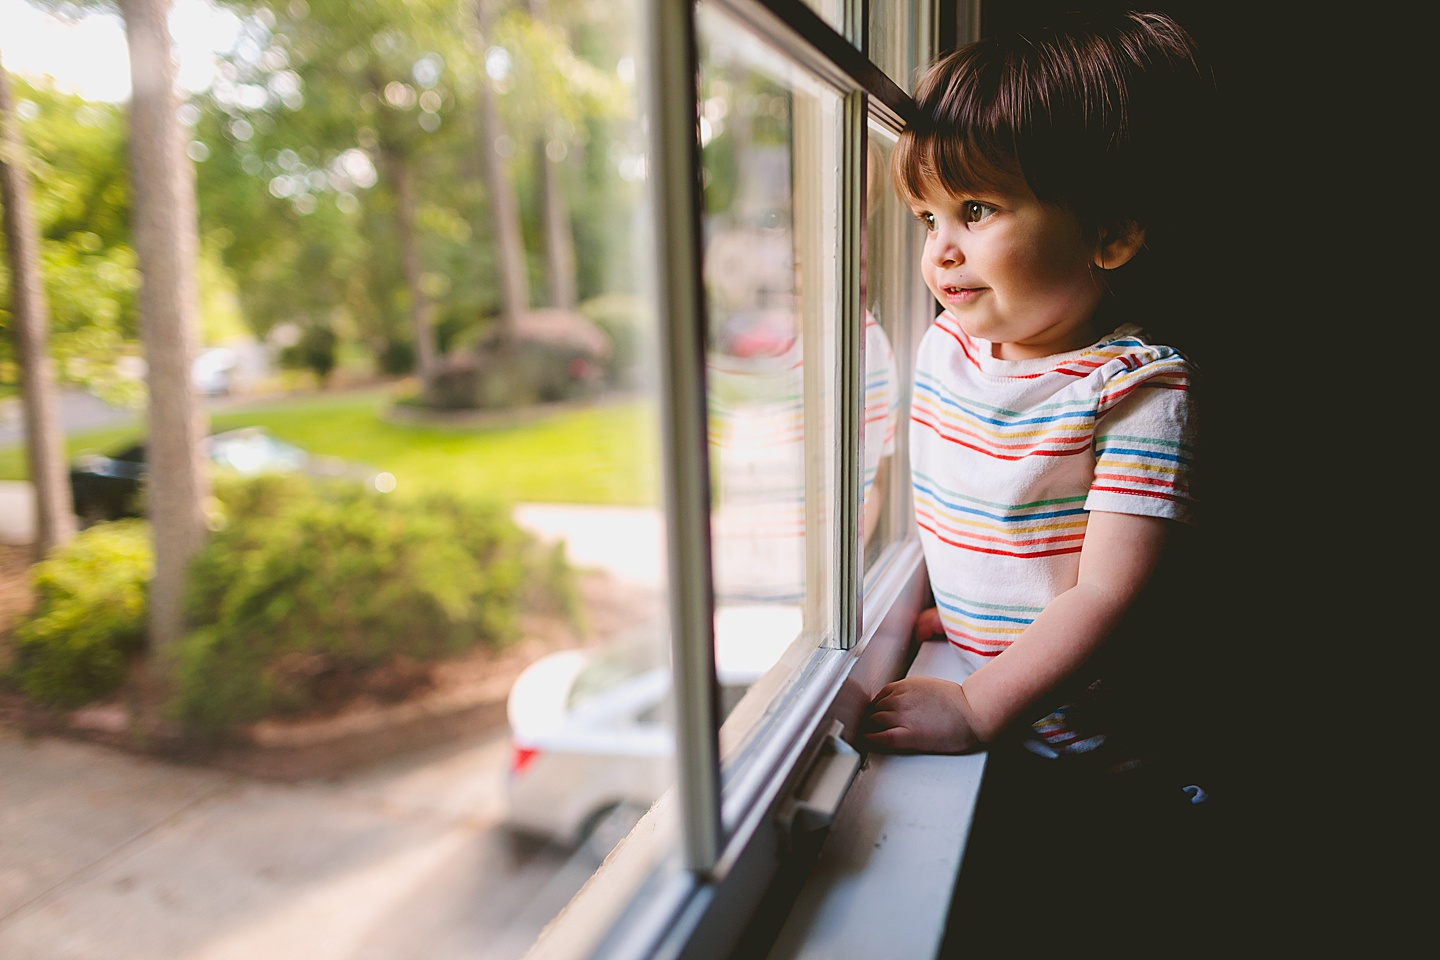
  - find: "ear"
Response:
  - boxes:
[1092,220,1147,270]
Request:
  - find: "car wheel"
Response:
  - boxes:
[580,802,648,864]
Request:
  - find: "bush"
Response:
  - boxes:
[376,337,416,377]
[11,520,152,708]
[430,339,607,410]
[279,324,339,386]
[170,475,581,733]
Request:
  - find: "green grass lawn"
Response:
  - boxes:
[0,387,663,507]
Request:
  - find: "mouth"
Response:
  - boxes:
[940,284,983,304]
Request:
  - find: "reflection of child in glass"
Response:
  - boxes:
[860,10,1216,929]
[707,314,897,603]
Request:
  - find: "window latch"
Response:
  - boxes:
[777,720,862,835]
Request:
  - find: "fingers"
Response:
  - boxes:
[860,723,914,753]
[868,681,903,706]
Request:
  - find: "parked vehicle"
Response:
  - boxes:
[504,604,802,860]
[192,347,238,397]
[69,426,397,523]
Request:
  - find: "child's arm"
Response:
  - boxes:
[860,510,1170,753]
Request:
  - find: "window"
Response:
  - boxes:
[521,2,956,958]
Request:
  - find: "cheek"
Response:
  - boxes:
[1004,239,1094,298]
[920,257,939,291]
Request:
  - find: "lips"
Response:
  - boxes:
[940,284,983,304]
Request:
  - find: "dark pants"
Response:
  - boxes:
[938,744,1238,957]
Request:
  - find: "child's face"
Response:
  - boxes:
[910,175,1106,361]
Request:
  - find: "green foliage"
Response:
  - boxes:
[192,0,488,358]
[278,324,339,384]
[376,337,416,376]
[4,1,650,412]
[170,473,581,733]
[490,8,630,141]
[10,520,152,708]
[0,79,140,404]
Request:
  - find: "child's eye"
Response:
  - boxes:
[914,211,936,231]
[963,201,998,223]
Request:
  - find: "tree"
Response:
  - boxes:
[525,0,576,311]
[118,0,211,665]
[0,54,77,556]
[0,79,142,408]
[473,0,528,351]
[464,0,630,405]
[187,0,631,407]
[205,0,478,402]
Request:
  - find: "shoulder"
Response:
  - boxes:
[1088,328,1198,404]
[1093,327,1196,377]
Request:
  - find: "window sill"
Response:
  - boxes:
[762,639,985,960]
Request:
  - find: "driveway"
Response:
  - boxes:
[0,390,138,449]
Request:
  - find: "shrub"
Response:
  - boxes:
[376,337,416,377]
[170,475,581,733]
[279,324,339,385]
[430,339,607,410]
[12,520,152,708]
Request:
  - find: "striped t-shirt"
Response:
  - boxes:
[911,315,1197,763]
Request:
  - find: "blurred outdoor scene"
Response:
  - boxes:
[0,1,827,957]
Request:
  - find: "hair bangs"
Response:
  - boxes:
[892,128,1019,206]
[891,45,1028,204]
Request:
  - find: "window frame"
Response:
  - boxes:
[522,2,962,958]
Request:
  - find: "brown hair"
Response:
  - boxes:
[892,10,1214,247]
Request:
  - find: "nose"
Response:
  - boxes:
[927,227,962,267]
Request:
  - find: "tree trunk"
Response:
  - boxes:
[474,0,529,350]
[383,145,438,403]
[535,137,576,310]
[119,0,210,666]
[0,57,77,557]
[526,0,577,311]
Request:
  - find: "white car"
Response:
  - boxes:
[193,347,238,396]
[504,604,802,859]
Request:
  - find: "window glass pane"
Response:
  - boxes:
[0,3,670,960]
[869,0,932,91]
[489,1,673,937]
[798,0,843,36]
[697,3,842,733]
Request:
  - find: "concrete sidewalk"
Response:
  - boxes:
[0,726,599,960]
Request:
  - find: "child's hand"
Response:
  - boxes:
[913,605,944,641]
[859,676,981,754]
